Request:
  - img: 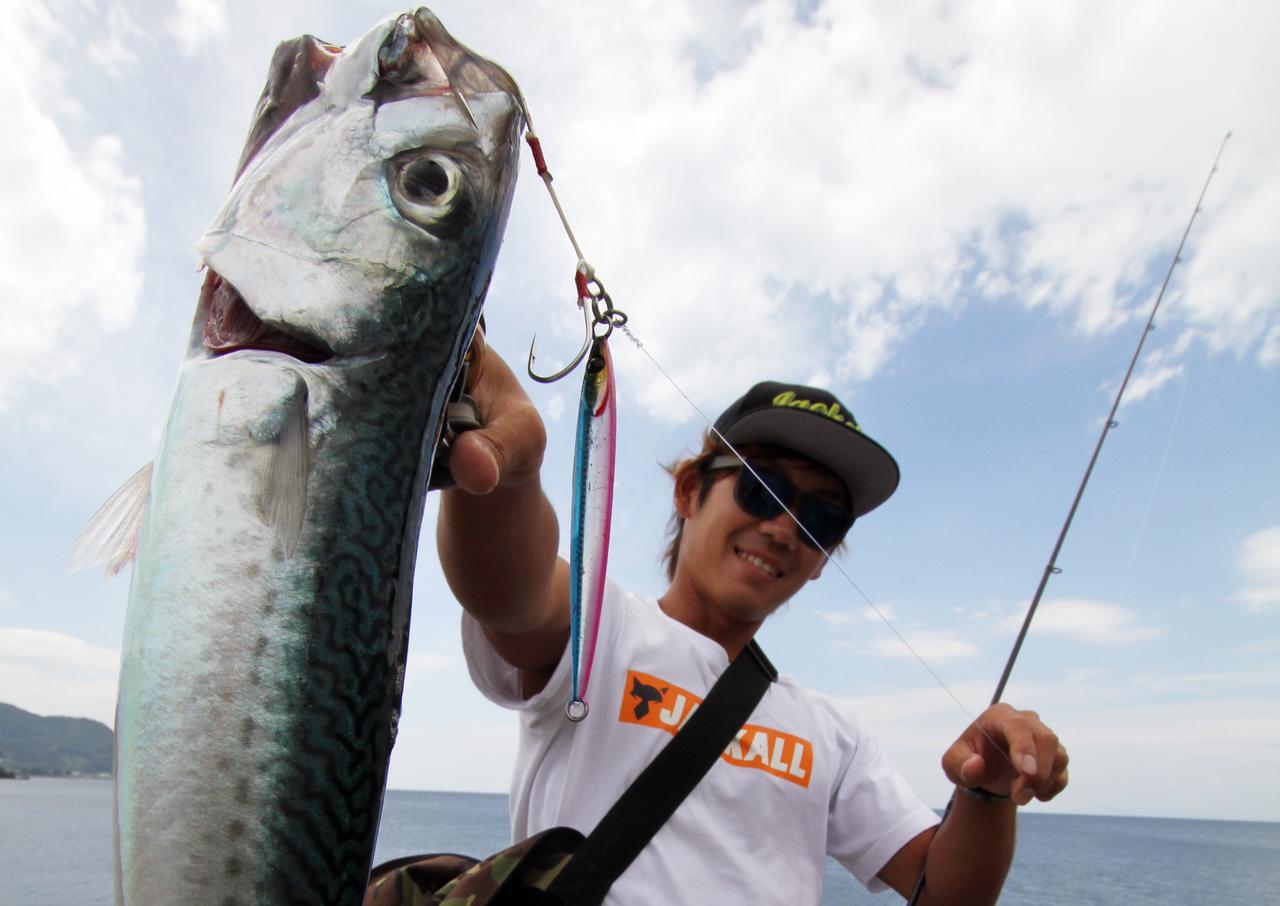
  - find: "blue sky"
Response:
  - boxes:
[1,0,1277,823]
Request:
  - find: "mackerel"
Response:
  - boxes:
[75,9,524,903]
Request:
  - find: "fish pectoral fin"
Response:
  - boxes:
[258,390,308,558]
[69,462,153,578]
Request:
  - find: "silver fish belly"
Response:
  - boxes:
[107,10,522,904]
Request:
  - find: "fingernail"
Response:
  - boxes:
[1017,789,1034,806]
[1021,754,1038,775]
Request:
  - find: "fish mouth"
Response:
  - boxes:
[200,270,332,364]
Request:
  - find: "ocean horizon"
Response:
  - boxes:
[4,777,1278,903]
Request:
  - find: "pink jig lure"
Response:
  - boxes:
[566,337,616,721]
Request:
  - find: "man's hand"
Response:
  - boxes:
[942,703,1069,806]
[879,706,1068,902]
[447,326,548,496]
[436,327,570,691]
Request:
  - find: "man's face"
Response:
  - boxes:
[672,454,849,628]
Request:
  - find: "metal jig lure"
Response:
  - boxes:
[532,275,625,721]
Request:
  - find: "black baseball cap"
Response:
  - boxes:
[711,381,900,518]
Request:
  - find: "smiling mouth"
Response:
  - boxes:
[736,548,781,579]
[200,270,332,364]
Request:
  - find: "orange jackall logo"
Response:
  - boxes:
[619,669,813,788]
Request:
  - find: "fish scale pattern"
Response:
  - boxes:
[256,294,471,903]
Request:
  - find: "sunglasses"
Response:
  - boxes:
[707,455,854,551]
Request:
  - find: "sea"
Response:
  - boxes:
[3,778,1278,904]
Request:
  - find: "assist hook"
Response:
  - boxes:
[527,273,627,383]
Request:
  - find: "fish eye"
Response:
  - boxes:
[388,150,472,238]
[401,157,451,202]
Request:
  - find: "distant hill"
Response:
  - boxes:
[0,703,113,776]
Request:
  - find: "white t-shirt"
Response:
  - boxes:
[462,579,939,905]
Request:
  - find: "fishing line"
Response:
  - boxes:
[524,130,591,276]
[614,322,994,736]
[521,116,1003,755]
[1117,361,1191,601]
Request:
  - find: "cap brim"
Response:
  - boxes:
[721,411,900,517]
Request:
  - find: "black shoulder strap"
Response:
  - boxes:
[546,640,777,905]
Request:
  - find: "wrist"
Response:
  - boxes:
[959,785,1011,804]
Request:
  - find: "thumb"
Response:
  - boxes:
[941,736,981,786]
[448,430,503,495]
[447,340,547,495]
[958,752,987,787]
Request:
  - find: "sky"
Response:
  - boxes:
[1,0,1277,824]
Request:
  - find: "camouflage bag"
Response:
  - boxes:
[365,642,775,906]
[363,826,584,906]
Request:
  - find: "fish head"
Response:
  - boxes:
[195,8,524,364]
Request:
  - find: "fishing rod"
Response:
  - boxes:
[905,130,1233,905]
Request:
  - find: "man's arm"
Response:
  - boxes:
[877,703,1069,904]
[436,333,571,696]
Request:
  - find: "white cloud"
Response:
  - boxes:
[833,679,995,744]
[1008,598,1163,644]
[1179,158,1280,366]
[165,0,229,55]
[1235,526,1280,613]
[1130,663,1280,697]
[951,601,1007,623]
[815,605,900,627]
[863,603,896,623]
[495,0,1279,421]
[1237,636,1280,656]
[1122,361,1185,408]
[0,627,119,724]
[1262,324,1280,368]
[821,599,977,660]
[0,0,145,410]
[842,628,979,661]
[0,627,118,672]
[87,1,148,77]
